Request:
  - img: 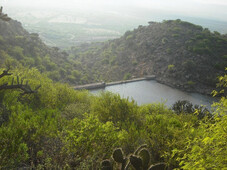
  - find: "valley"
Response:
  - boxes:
[4,7,227,48]
[0,2,227,169]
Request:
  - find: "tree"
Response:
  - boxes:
[0,6,11,21]
[0,68,41,95]
[177,69,227,169]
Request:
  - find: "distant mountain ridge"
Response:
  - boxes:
[71,19,227,94]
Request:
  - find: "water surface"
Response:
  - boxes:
[90,80,214,108]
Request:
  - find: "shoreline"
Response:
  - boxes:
[73,75,215,97]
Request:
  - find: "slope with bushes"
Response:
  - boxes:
[0,18,89,85]
[71,19,227,94]
[0,13,226,169]
[0,67,226,169]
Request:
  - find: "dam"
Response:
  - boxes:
[73,75,156,90]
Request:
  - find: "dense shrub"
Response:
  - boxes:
[0,67,226,169]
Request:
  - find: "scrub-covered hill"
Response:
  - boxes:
[71,19,227,94]
[0,18,88,84]
[0,11,226,169]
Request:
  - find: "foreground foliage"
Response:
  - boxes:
[176,69,227,169]
[0,68,226,169]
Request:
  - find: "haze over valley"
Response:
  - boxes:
[0,1,227,169]
[2,0,227,48]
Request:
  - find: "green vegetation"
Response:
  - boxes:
[187,80,195,86]
[172,34,180,38]
[162,37,168,44]
[0,67,226,169]
[177,70,227,169]
[1,18,226,93]
[0,19,90,85]
[70,19,227,94]
[0,16,227,169]
[123,72,132,80]
[168,64,175,70]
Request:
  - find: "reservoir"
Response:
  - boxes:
[90,80,215,108]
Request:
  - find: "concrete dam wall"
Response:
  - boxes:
[73,75,156,90]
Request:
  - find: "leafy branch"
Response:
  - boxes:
[0,68,12,78]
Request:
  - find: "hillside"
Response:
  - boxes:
[1,17,227,94]
[71,19,227,94]
[0,18,89,85]
[0,13,227,169]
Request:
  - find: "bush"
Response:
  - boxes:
[162,38,168,44]
[187,80,195,86]
[168,64,175,70]
[123,73,132,80]
[172,100,211,119]
[91,92,138,126]
[0,35,4,43]
[172,34,179,38]
[126,34,133,40]
[0,66,226,169]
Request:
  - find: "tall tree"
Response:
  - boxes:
[0,6,11,21]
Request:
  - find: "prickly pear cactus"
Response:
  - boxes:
[113,148,124,163]
[148,162,167,170]
[101,159,113,170]
[138,148,150,170]
[130,155,143,170]
[112,148,128,170]
[102,144,168,170]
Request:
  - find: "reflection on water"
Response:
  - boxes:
[90,80,215,108]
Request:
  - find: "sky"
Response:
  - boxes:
[1,0,227,21]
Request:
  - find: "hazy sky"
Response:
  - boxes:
[2,0,227,21]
